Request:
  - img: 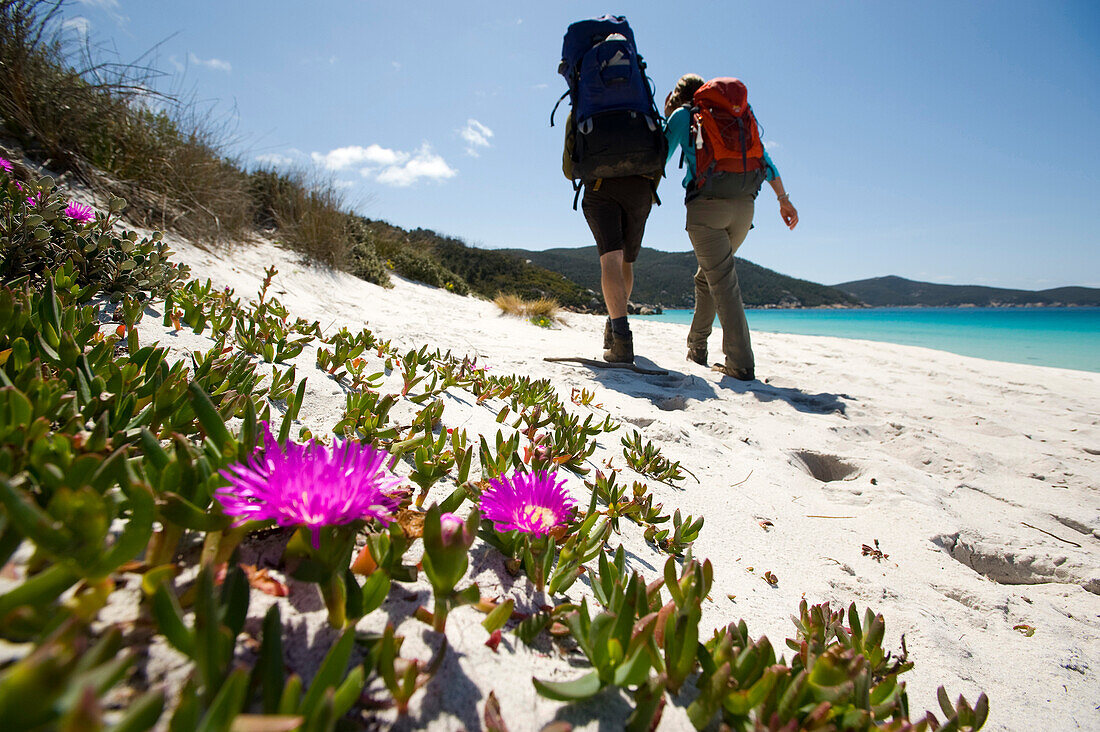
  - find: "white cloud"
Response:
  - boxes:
[311,144,404,170]
[189,52,232,72]
[255,153,296,167]
[311,143,456,187]
[62,17,91,38]
[762,139,782,150]
[459,119,494,156]
[168,55,185,72]
[392,61,401,71]
[374,145,456,186]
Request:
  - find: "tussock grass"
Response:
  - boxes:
[256,167,351,267]
[525,297,559,320]
[494,293,525,316]
[494,293,560,325]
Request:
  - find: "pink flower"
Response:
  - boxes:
[479,469,576,537]
[26,192,43,207]
[216,424,406,548]
[439,512,465,545]
[0,157,12,173]
[64,202,95,223]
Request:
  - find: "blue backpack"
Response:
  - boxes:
[552,16,666,205]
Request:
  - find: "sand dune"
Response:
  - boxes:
[137,231,1099,730]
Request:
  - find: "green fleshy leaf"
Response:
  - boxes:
[532,670,603,701]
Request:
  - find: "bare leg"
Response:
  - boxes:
[600,250,629,319]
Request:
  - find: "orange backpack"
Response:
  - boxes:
[691,78,764,188]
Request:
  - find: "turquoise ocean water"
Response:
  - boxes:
[636,307,1100,373]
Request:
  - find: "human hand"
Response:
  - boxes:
[779,199,798,230]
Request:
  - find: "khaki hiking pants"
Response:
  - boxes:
[685,195,756,373]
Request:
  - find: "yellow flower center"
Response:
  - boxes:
[523,505,557,531]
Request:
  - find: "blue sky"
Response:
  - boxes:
[63,1,1099,289]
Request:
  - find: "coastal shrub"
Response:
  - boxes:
[346,215,392,287]
[0,171,189,298]
[389,247,470,295]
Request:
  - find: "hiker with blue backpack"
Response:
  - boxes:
[663,74,799,381]
[554,16,666,364]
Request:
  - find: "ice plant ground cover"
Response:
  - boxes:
[0,167,1001,730]
[216,422,405,546]
[480,469,577,537]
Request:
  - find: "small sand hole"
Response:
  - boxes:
[791,450,860,482]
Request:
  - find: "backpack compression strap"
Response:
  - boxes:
[550,90,569,127]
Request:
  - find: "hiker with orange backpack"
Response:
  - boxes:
[554,16,666,364]
[663,74,798,381]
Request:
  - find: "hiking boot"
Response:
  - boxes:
[686,346,707,365]
[603,319,613,350]
[711,363,755,381]
[604,333,634,364]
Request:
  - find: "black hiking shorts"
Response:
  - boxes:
[580,175,654,263]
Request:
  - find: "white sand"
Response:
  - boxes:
[135,232,1099,730]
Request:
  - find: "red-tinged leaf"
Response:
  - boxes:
[539,723,573,732]
[349,544,378,576]
[242,565,289,597]
[484,690,509,732]
[485,629,502,652]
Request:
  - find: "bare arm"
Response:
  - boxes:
[767,176,798,230]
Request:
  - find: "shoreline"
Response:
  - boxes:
[635,306,1100,374]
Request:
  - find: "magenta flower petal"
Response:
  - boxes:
[479,469,576,537]
[26,192,43,206]
[216,425,406,546]
[64,201,95,223]
[0,157,12,173]
[439,512,465,545]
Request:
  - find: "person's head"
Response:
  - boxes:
[664,74,705,117]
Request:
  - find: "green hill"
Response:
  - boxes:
[499,246,862,309]
[835,276,1100,307]
[355,219,598,309]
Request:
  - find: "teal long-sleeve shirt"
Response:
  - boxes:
[664,106,778,189]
